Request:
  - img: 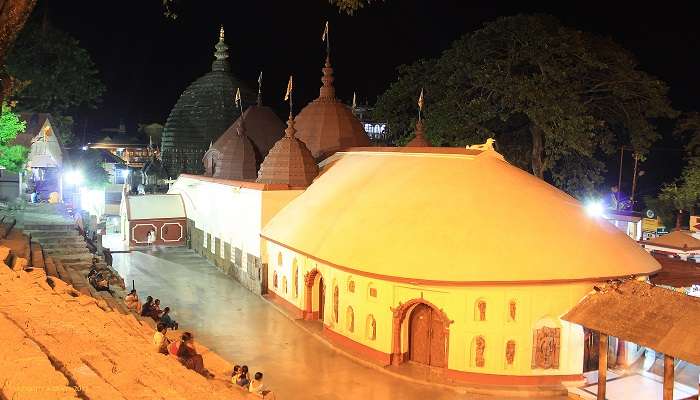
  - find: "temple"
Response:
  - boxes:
[160,27,252,177]
[143,29,664,389]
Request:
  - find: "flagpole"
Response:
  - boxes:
[326,22,330,58]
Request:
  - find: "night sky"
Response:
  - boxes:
[33,0,700,197]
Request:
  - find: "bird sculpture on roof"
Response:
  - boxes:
[467,138,496,151]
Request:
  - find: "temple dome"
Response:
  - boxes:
[293,57,369,161]
[203,120,257,181]
[256,117,318,187]
[261,147,660,283]
[406,119,432,147]
[160,27,253,177]
[220,104,284,168]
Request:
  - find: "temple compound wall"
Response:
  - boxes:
[262,241,594,384]
[169,175,302,294]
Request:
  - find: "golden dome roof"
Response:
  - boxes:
[262,148,660,284]
[293,57,370,161]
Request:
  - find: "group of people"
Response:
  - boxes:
[232,365,273,398]
[126,289,273,396]
[123,290,179,330]
[153,327,210,376]
[87,259,111,292]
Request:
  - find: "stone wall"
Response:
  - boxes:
[189,220,264,295]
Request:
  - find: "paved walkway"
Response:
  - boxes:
[107,240,482,400]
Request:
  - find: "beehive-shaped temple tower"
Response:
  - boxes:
[160,27,252,177]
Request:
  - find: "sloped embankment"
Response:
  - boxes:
[0,244,246,400]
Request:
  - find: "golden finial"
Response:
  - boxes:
[219,25,225,41]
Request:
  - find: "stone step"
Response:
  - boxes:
[27,230,82,238]
[32,232,85,241]
[41,240,88,247]
[41,243,90,251]
[23,224,75,232]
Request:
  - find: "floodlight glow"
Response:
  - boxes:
[65,170,84,185]
[585,200,604,217]
[81,145,88,151]
[121,169,130,179]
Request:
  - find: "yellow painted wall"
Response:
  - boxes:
[266,241,595,377]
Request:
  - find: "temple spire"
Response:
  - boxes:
[284,114,297,138]
[319,56,336,100]
[212,25,230,72]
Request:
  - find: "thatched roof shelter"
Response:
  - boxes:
[562,280,700,365]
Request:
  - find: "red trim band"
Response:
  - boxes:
[261,235,655,286]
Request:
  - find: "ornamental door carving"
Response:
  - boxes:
[531,326,560,369]
[409,303,446,367]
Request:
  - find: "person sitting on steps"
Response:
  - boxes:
[150,298,163,321]
[231,365,241,384]
[176,332,209,377]
[160,307,178,330]
[236,365,250,388]
[153,323,170,354]
[249,372,273,398]
[141,296,154,317]
[124,289,141,312]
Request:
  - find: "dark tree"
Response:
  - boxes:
[374,14,677,196]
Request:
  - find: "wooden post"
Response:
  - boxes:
[663,354,674,400]
[615,339,628,368]
[598,333,608,400]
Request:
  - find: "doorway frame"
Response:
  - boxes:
[390,298,452,366]
[303,268,324,321]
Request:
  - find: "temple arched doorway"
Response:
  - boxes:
[407,303,447,367]
[304,269,325,321]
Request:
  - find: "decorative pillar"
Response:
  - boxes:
[390,305,403,365]
[663,354,674,400]
[597,333,608,400]
[303,272,313,320]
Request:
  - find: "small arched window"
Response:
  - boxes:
[475,299,486,321]
[367,283,377,299]
[273,271,278,289]
[346,306,354,332]
[293,261,299,298]
[277,252,283,267]
[471,336,486,368]
[505,340,516,366]
[508,300,517,321]
[348,279,355,293]
[333,285,340,323]
[366,314,376,340]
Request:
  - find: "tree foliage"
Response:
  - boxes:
[6,22,104,114]
[0,102,28,171]
[373,14,677,197]
[6,22,104,146]
[0,0,38,104]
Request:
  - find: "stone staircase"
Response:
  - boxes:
[24,223,96,270]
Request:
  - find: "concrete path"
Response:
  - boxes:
[107,241,480,400]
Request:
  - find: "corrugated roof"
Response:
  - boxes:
[641,230,700,251]
[562,280,700,364]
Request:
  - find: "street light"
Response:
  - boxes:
[65,170,84,185]
[585,200,605,218]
